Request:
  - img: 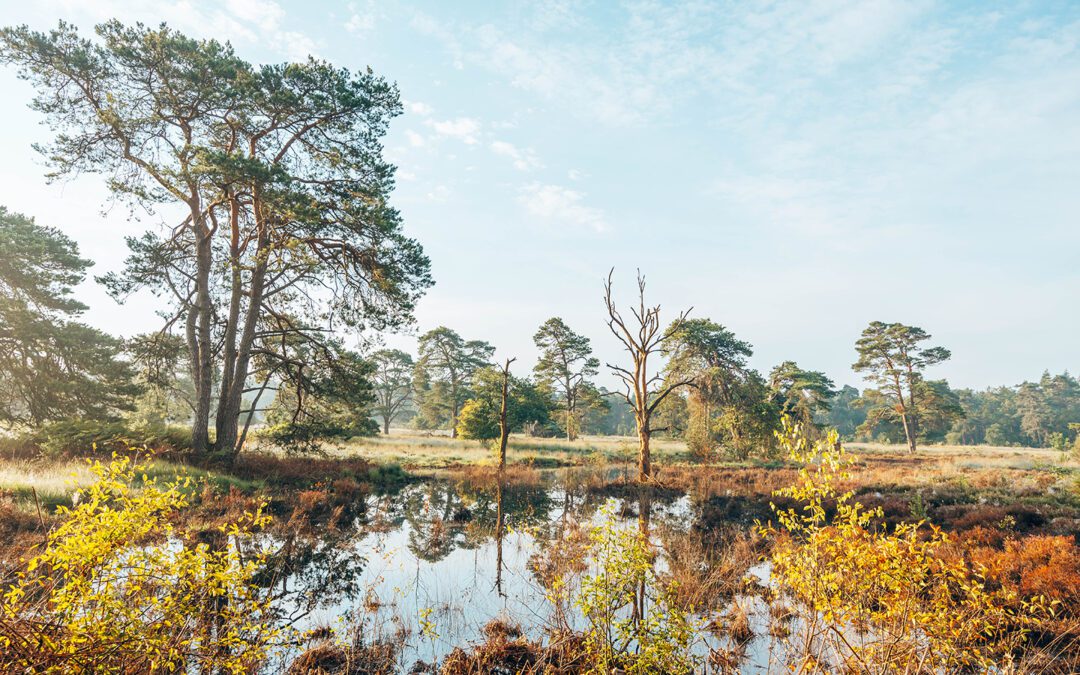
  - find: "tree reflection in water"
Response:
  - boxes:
[265,468,763,669]
[246,508,370,630]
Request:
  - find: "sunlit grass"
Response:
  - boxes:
[0,459,95,508]
[848,441,1080,470]
[326,430,692,469]
[0,457,259,511]
[331,430,1076,473]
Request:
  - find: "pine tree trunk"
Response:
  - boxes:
[566,398,574,441]
[190,208,215,456]
[213,242,267,466]
[450,381,459,438]
[900,412,917,453]
[214,199,244,458]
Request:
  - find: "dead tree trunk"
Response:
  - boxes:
[494,478,506,597]
[603,269,692,483]
[497,358,516,472]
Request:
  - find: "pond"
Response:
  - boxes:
[265,468,784,672]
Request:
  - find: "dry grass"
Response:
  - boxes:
[318,431,689,471]
[0,459,96,508]
[0,455,262,516]
[663,527,764,611]
[848,441,1078,468]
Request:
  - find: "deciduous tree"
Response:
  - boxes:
[370,349,414,434]
[455,363,551,465]
[496,358,516,470]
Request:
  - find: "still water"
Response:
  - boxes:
[265,469,781,672]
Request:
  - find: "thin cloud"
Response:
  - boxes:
[426,185,451,202]
[518,183,608,233]
[490,140,542,171]
[412,1,936,128]
[40,0,320,60]
[405,100,434,116]
[344,1,377,34]
[427,117,482,144]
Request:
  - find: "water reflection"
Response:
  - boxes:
[494,478,505,597]
[270,468,764,670]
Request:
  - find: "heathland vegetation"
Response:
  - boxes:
[0,19,1078,674]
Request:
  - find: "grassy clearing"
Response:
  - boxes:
[330,432,1079,487]
[848,441,1080,472]
[0,459,95,508]
[0,457,261,511]
[3,432,1076,520]
[323,430,691,470]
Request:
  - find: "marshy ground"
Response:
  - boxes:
[2,432,1079,673]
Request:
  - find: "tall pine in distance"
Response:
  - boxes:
[853,321,952,453]
[533,317,599,441]
[0,206,135,426]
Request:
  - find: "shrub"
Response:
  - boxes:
[960,532,1080,649]
[571,504,699,675]
[455,398,500,441]
[261,417,378,455]
[761,419,1054,672]
[0,454,277,673]
[10,419,192,458]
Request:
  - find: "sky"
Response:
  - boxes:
[0,0,1077,391]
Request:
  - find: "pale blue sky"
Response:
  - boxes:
[0,0,1077,390]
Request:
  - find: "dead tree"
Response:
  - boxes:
[603,269,692,482]
[497,357,516,472]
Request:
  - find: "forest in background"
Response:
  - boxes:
[3,202,1077,459]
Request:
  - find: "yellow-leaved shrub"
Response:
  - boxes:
[0,454,277,674]
[761,420,1054,673]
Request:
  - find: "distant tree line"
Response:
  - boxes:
[830,371,1080,451]
[2,199,1076,463]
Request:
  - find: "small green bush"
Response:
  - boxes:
[573,504,699,674]
[365,463,410,491]
[261,418,378,455]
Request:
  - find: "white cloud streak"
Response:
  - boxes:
[518,183,608,233]
[427,117,482,144]
[42,0,320,61]
[490,140,542,171]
